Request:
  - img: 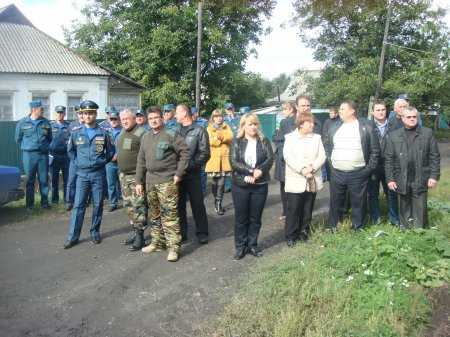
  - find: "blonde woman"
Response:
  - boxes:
[205,109,233,215]
[283,113,326,247]
[230,113,274,260]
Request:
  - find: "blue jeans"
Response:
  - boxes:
[105,162,121,207]
[22,151,49,208]
[67,170,105,242]
[368,171,399,224]
[51,155,69,203]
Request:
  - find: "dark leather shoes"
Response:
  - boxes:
[198,236,208,244]
[121,230,136,245]
[233,248,247,260]
[248,247,263,257]
[63,240,78,249]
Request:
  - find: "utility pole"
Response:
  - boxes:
[375,1,392,100]
[195,1,203,111]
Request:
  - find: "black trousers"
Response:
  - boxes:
[178,174,209,240]
[211,176,225,200]
[398,191,428,229]
[232,183,268,250]
[329,168,369,229]
[285,192,316,241]
[279,181,288,217]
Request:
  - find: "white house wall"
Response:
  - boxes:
[0,73,109,120]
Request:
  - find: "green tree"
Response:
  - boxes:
[65,0,275,110]
[292,0,450,113]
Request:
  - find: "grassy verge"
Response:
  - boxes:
[0,194,68,225]
[208,170,450,337]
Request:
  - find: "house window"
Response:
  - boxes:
[109,93,139,113]
[0,94,13,121]
[67,96,83,121]
[32,94,50,119]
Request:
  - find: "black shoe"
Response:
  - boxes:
[91,237,102,244]
[108,205,118,212]
[41,203,51,209]
[248,247,263,257]
[286,240,296,248]
[181,236,188,244]
[121,230,136,245]
[233,248,247,260]
[128,230,144,251]
[63,240,78,249]
[198,236,208,244]
[65,203,73,211]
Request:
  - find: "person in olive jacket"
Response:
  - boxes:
[230,113,274,260]
[384,106,440,229]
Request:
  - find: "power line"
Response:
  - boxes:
[385,42,438,55]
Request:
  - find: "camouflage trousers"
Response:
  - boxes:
[119,172,147,230]
[147,181,181,251]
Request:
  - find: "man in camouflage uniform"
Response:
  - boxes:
[135,107,189,262]
[116,109,148,251]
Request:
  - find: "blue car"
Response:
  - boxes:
[0,165,24,206]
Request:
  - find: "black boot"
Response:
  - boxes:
[128,230,144,251]
[215,198,225,216]
[121,230,136,245]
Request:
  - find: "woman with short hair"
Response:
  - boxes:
[283,113,326,247]
[205,109,233,215]
[230,113,274,260]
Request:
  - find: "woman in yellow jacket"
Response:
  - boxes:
[205,109,233,215]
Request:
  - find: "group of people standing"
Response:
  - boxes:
[14,92,441,261]
[273,94,440,248]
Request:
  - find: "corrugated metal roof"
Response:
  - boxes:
[0,22,110,76]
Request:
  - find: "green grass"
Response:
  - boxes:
[207,172,450,337]
[0,194,68,225]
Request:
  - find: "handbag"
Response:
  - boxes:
[306,176,317,193]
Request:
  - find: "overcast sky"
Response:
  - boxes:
[2,0,449,80]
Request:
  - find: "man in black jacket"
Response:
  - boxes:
[368,100,399,225]
[323,101,380,230]
[175,104,211,243]
[385,107,440,229]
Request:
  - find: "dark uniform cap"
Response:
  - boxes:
[224,103,234,110]
[109,111,120,119]
[55,105,66,113]
[79,100,99,111]
[135,109,145,116]
[105,106,118,114]
[163,104,175,112]
[29,100,42,108]
[239,106,251,114]
[398,94,409,101]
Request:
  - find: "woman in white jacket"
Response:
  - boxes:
[283,113,326,247]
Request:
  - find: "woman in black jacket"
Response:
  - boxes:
[230,113,274,260]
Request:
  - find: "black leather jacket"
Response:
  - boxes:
[230,136,274,187]
[177,123,210,178]
[323,118,380,175]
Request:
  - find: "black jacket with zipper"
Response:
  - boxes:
[230,136,274,187]
[323,118,380,175]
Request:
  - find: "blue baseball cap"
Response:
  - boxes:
[135,109,145,116]
[224,103,234,110]
[109,111,120,119]
[163,104,175,112]
[29,100,42,108]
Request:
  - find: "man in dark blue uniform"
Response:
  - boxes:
[15,100,52,209]
[64,100,114,249]
[163,104,178,131]
[99,106,117,131]
[105,110,122,211]
[49,105,70,205]
[66,105,84,210]
[192,106,208,195]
